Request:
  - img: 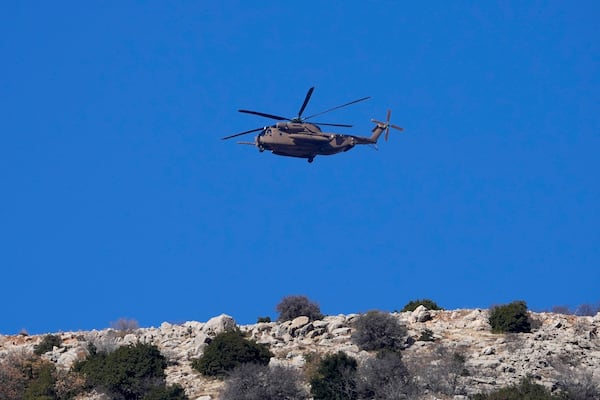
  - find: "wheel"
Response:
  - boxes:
[307,157,314,163]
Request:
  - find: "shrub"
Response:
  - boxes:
[489,300,531,333]
[276,295,323,321]
[24,361,56,400]
[257,316,272,323]
[0,358,26,400]
[110,318,140,334]
[356,350,414,399]
[73,342,167,399]
[142,384,188,400]
[551,305,573,315]
[310,351,358,400]
[0,351,41,400]
[401,299,443,312]
[352,310,407,352]
[191,329,273,378]
[575,302,600,316]
[221,363,308,400]
[34,334,63,355]
[418,328,435,342]
[471,376,559,399]
[552,358,600,400]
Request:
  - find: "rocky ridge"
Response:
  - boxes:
[1,308,599,399]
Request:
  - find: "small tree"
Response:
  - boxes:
[310,351,358,400]
[401,299,443,312]
[191,330,273,378]
[73,342,167,399]
[352,311,407,352]
[276,295,323,321]
[489,301,531,333]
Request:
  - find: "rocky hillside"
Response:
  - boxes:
[2,308,599,399]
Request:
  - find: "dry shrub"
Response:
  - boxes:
[110,317,140,333]
[221,363,308,400]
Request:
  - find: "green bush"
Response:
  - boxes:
[471,376,559,399]
[418,328,435,342]
[352,310,407,352]
[73,342,168,400]
[276,295,323,321]
[310,351,358,400]
[489,301,531,333]
[24,361,56,400]
[34,334,63,355]
[257,316,272,323]
[191,330,273,378]
[401,299,443,312]
[142,384,188,400]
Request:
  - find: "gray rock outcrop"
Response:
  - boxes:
[1,309,598,399]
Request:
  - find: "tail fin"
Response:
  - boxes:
[370,109,403,142]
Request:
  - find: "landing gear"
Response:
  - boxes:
[307,157,314,163]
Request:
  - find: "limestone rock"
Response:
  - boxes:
[202,314,236,336]
[2,310,599,400]
[412,305,432,322]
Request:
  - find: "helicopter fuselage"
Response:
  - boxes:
[256,123,357,161]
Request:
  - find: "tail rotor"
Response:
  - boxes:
[371,109,403,141]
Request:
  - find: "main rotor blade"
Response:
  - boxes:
[304,96,371,120]
[311,122,353,128]
[238,109,288,121]
[222,127,264,140]
[297,86,315,118]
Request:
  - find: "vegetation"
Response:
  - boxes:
[401,298,443,312]
[352,310,407,352]
[3,299,599,399]
[276,295,323,321]
[0,350,84,400]
[471,376,560,399]
[34,334,63,355]
[551,302,600,316]
[23,361,57,400]
[310,351,358,400]
[73,342,175,400]
[110,318,140,333]
[257,316,272,323]
[489,300,531,333]
[191,329,273,378]
[356,350,414,399]
[141,384,188,400]
[221,363,308,400]
[418,328,435,342]
[407,345,469,396]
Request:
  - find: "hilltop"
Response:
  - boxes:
[1,308,599,399]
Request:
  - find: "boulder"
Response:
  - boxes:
[412,305,432,322]
[202,314,236,336]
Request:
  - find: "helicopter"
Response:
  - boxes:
[222,87,403,163]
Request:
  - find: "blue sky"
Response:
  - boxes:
[1,2,598,334]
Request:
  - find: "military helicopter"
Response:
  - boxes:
[222,87,403,163]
